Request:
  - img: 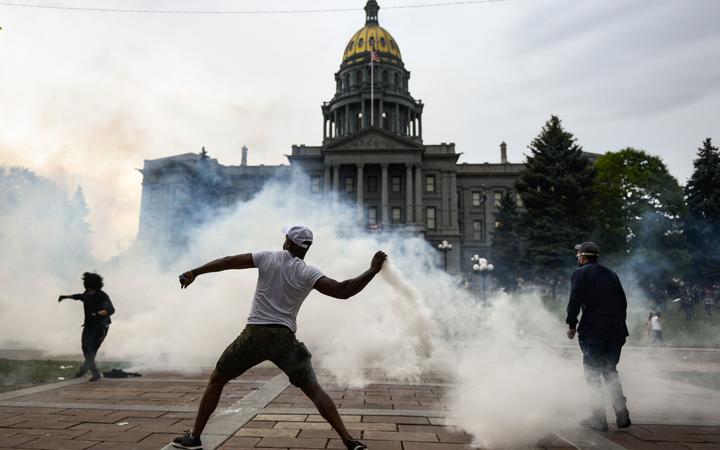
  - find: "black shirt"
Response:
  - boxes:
[70,290,115,327]
[566,262,629,338]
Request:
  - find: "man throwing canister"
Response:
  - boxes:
[566,242,631,431]
[58,272,115,381]
[171,225,387,450]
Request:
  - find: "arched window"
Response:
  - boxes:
[356,70,362,84]
[393,73,399,86]
[345,74,350,88]
[382,70,389,84]
[358,38,365,49]
[346,40,354,52]
[380,37,387,48]
[369,36,376,49]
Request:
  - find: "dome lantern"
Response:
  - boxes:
[365,0,380,25]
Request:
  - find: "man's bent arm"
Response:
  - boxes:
[190,254,255,276]
[314,270,378,300]
[565,270,582,329]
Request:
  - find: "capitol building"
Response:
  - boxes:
[138,1,523,273]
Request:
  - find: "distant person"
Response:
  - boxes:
[704,286,715,321]
[58,272,115,381]
[644,312,654,340]
[650,313,664,346]
[171,225,387,450]
[566,242,631,431]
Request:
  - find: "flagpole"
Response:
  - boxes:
[370,57,374,127]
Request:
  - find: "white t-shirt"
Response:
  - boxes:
[246,250,324,333]
[651,316,662,331]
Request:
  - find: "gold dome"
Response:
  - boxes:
[342,24,402,66]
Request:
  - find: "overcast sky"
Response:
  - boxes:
[1,0,719,258]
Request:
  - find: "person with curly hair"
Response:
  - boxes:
[58,272,115,381]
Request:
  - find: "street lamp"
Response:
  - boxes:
[470,254,494,301]
[437,240,453,271]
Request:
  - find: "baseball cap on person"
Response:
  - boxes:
[575,241,600,256]
[282,225,314,248]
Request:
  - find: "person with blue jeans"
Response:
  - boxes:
[567,242,631,431]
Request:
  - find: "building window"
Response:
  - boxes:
[426,207,436,230]
[392,207,401,224]
[391,176,401,193]
[425,175,435,192]
[494,191,503,208]
[393,73,399,86]
[369,36,375,49]
[473,220,484,241]
[382,70,389,83]
[356,70,362,84]
[358,38,365,48]
[380,37,387,48]
[472,191,484,207]
[344,177,354,193]
[310,176,321,193]
[367,176,378,193]
[368,207,378,225]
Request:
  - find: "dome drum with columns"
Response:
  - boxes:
[323,0,423,142]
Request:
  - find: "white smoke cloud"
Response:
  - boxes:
[0,170,623,446]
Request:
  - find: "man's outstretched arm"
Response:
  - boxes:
[314,251,387,300]
[180,254,255,289]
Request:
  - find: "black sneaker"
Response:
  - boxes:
[73,371,86,379]
[89,374,101,382]
[616,409,632,428]
[172,431,202,449]
[581,417,609,432]
[345,439,367,450]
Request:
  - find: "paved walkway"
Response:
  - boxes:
[0,347,718,449]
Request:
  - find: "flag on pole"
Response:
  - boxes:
[370,50,380,63]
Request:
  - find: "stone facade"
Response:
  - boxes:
[137,1,522,273]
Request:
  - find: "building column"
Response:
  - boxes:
[407,108,411,135]
[345,104,350,137]
[361,100,366,128]
[323,164,331,196]
[381,163,389,225]
[332,110,338,138]
[323,116,327,140]
[450,171,458,231]
[441,171,450,227]
[356,164,364,207]
[333,164,340,192]
[379,98,384,129]
[418,114,423,139]
[395,103,400,133]
[414,165,423,226]
[405,163,414,223]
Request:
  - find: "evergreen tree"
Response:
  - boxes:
[490,192,520,292]
[515,115,596,284]
[593,148,688,283]
[685,138,720,285]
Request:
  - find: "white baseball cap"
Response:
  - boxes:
[282,225,314,248]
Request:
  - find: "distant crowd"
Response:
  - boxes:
[646,280,718,322]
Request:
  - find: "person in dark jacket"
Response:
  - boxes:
[566,242,631,431]
[58,272,115,381]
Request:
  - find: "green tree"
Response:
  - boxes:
[684,138,720,285]
[515,115,596,285]
[593,148,688,283]
[491,192,520,292]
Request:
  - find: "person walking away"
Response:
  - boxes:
[58,272,115,381]
[171,225,387,450]
[650,313,664,346]
[566,242,631,432]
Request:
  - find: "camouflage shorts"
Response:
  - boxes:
[215,324,317,388]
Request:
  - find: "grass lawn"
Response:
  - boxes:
[0,358,128,393]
